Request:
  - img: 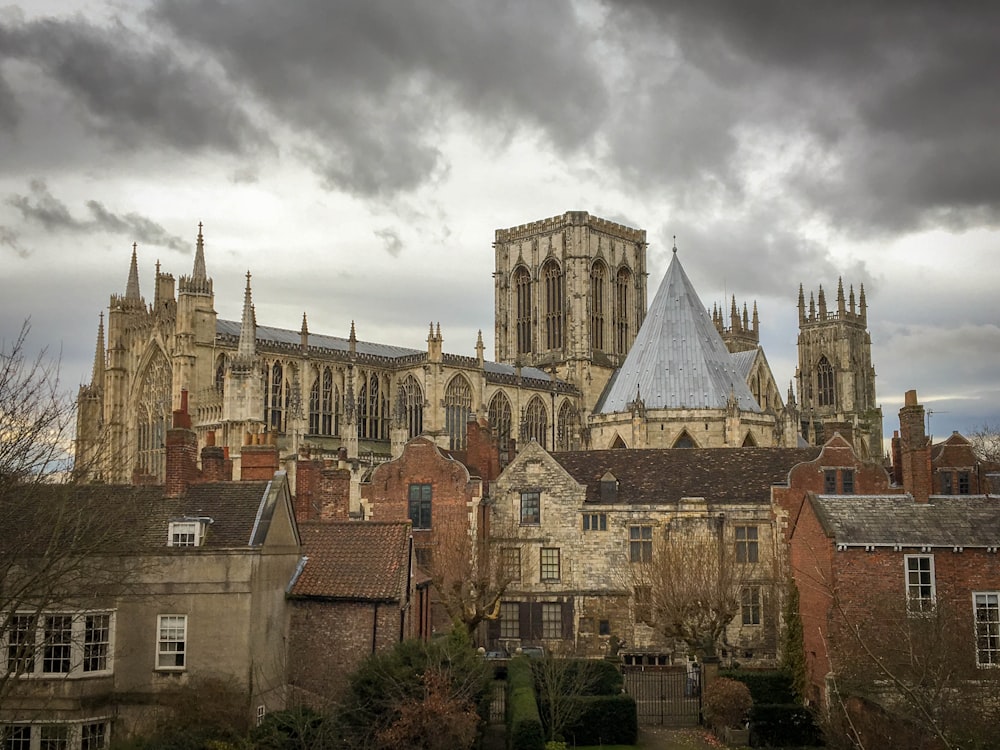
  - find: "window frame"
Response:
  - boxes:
[741,586,762,626]
[541,603,562,639]
[841,468,855,494]
[167,520,203,547]
[583,512,607,532]
[408,483,432,530]
[499,602,520,639]
[823,469,837,494]
[520,491,540,526]
[735,525,759,564]
[629,525,653,563]
[156,614,187,671]
[540,547,561,582]
[4,612,114,678]
[501,547,521,583]
[940,471,954,495]
[974,592,1000,668]
[958,471,971,495]
[905,554,936,614]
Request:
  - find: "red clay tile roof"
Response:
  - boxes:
[552,447,821,505]
[290,521,411,601]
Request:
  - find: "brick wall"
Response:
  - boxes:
[241,444,279,481]
[288,599,404,705]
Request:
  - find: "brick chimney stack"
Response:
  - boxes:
[165,389,198,497]
[200,430,229,482]
[240,433,280,481]
[898,390,932,503]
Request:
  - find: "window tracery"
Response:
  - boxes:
[514,266,532,355]
[591,261,606,351]
[543,260,564,351]
[399,374,424,438]
[522,396,548,449]
[444,376,473,450]
[615,267,632,355]
[135,350,171,481]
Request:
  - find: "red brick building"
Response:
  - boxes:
[783,391,1000,746]
[286,521,424,705]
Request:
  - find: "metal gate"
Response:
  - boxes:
[623,666,701,726]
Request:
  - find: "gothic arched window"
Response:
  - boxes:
[543,260,564,351]
[817,356,836,408]
[522,396,548,449]
[444,375,473,450]
[614,267,632,355]
[135,350,172,481]
[309,367,338,435]
[591,261,607,351]
[556,400,577,451]
[358,373,387,440]
[399,374,424,439]
[214,356,225,394]
[264,362,286,431]
[514,266,532,356]
[488,391,513,461]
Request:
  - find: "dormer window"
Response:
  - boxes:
[600,471,618,503]
[168,518,211,547]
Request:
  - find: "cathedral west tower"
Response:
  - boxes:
[796,278,883,458]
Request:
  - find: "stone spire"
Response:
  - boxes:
[236,271,256,365]
[91,312,105,387]
[476,329,485,367]
[836,276,846,316]
[125,243,141,303]
[817,284,827,319]
[300,312,309,353]
[349,321,357,357]
[797,284,806,324]
[751,301,759,334]
[179,223,213,295]
[193,222,207,281]
[859,283,867,324]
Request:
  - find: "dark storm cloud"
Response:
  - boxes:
[152,0,607,197]
[0,14,269,155]
[607,1,1000,233]
[7,180,187,251]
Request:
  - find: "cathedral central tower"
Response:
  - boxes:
[493,211,647,410]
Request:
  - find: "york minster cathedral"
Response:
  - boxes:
[75,211,883,486]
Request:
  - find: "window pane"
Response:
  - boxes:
[542,603,562,639]
[158,615,186,669]
[43,615,72,674]
[84,614,111,672]
[500,602,520,639]
[540,548,560,581]
[520,492,540,525]
[7,615,36,674]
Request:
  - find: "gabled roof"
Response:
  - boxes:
[290,521,410,602]
[810,495,1000,548]
[551,447,820,505]
[596,250,761,414]
[1,480,279,554]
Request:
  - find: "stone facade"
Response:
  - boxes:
[796,279,883,457]
[76,213,884,493]
[486,440,820,664]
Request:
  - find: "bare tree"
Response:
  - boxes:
[423,508,532,636]
[0,323,137,712]
[531,649,608,743]
[968,423,1000,464]
[628,523,750,657]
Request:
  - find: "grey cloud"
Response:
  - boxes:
[153,0,607,197]
[0,226,26,258]
[603,1,1000,234]
[85,201,187,252]
[0,14,270,156]
[374,228,403,258]
[7,180,81,231]
[7,180,186,251]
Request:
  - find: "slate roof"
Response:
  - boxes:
[215,319,571,391]
[290,521,410,601]
[810,495,1000,548]
[1,480,277,555]
[596,251,762,414]
[551,447,821,505]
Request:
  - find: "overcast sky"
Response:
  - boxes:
[2,0,998,446]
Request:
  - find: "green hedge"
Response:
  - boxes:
[748,703,824,747]
[720,669,796,704]
[560,694,638,746]
[507,657,544,750]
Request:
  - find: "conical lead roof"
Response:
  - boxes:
[597,249,760,414]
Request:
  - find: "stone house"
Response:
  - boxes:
[0,452,301,748]
[782,390,1000,743]
[286,521,422,705]
[486,439,819,662]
